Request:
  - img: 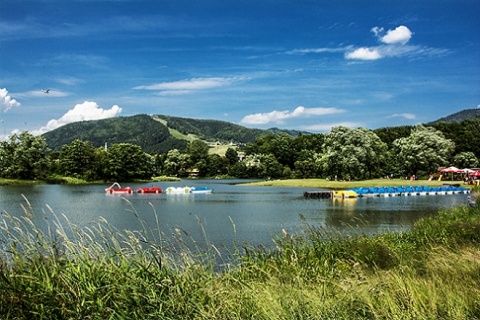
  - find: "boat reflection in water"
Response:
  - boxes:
[0,180,470,252]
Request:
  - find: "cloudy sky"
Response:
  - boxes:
[1,0,479,139]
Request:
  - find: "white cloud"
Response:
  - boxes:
[31,101,122,135]
[386,113,416,120]
[0,88,21,111]
[345,47,382,60]
[304,122,362,132]
[371,26,384,37]
[286,26,444,62]
[287,46,352,55]
[241,110,291,125]
[240,106,345,125]
[346,25,415,61]
[154,90,194,96]
[381,26,412,45]
[134,77,247,95]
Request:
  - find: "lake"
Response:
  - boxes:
[0,179,469,251]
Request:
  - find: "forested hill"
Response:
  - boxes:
[154,115,267,143]
[41,109,480,155]
[42,114,300,154]
[42,115,180,154]
[428,108,480,125]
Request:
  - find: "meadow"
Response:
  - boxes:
[0,192,479,319]
[241,178,470,190]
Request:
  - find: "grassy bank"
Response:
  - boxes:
[0,176,181,186]
[0,199,479,318]
[0,178,44,186]
[240,178,471,190]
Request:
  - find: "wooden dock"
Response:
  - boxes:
[303,191,332,199]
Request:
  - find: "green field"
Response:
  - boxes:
[207,144,239,156]
[241,178,470,190]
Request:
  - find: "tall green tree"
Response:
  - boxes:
[244,133,296,168]
[186,140,210,176]
[94,147,108,181]
[319,126,388,180]
[393,125,455,176]
[453,152,479,169]
[318,127,345,180]
[294,150,320,178]
[268,133,296,168]
[228,161,248,178]
[163,149,190,177]
[374,125,414,146]
[225,147,239,166]
[0,140,16,178]
[292,133,324,154]
[349,128,388,179]
[260,153,284,179]
[206,153,228,177]
[242,154,264,178]
[0,131,50,179]
[58,139,98,180]
[152,154,166,176]
[432,118,480,159]
[103,143,153,181]
[187,140,209,164]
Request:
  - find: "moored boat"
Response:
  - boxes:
[191,186,213,194]
[137,186,163,194]
[332,190,358,199]
[105,182,133,195]
[165,186,192,194]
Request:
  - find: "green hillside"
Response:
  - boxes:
[42,109,480,156]
[154,115,269,142]
[428,108,480,125]
[42,114,277,154]
[42,114,187,154]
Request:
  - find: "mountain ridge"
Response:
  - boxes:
[427,108,480,125]
[42,109,479,154]
[42,114,306,154]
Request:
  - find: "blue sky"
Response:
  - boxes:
[1,0,479,139]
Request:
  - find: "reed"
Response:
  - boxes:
[0,198,479,319]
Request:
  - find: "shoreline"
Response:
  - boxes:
[238,178,473,190]
[1,177,475,191]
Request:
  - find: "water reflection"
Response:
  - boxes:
[331,198,358,211]
[0,181,470,250]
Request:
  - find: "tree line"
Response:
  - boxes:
[0,123,478,182]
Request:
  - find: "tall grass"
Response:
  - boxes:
[0,197,479,319]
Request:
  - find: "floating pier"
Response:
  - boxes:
[351,185,470,198]
[304,185,470,199]
[303,191,332,199]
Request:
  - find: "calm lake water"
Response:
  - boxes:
[0,179,469,250]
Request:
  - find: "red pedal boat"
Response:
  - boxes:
[137,186,163,194]
[105,182,134,195]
